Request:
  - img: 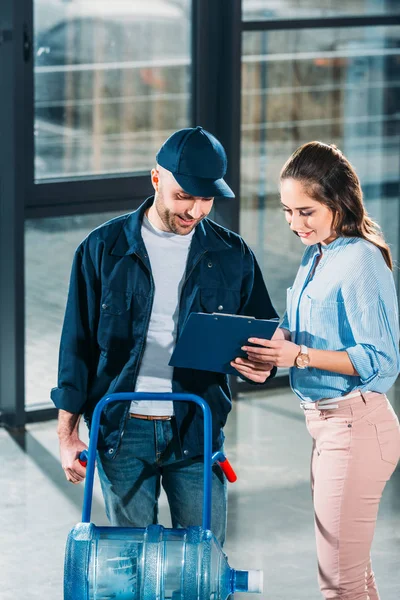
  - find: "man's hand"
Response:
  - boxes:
[57,409,87,484]
[230,357,274,383]
[59,438,88,484]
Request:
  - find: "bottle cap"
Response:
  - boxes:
[247,570,264,593]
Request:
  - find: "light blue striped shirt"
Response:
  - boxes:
[280,236,400,401]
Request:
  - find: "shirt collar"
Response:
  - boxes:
[312,236,356,255]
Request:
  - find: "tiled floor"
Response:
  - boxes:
[1,386,399,600]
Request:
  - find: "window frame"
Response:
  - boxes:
[1,0,399,424]
[237,9,400,395]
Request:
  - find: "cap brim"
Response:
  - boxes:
[173,172,235,198]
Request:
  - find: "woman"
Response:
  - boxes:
[232,141,400,600]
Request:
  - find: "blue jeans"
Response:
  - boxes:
[96,416,227,545]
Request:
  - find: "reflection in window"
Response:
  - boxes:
[242,0,400,21]
[25,211,128,407]
[241,26,400,315]
[34,1,192,180]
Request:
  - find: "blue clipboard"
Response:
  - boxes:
[169,312,279,375]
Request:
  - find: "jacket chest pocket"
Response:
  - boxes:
[200,287,241,315]
[98,288,133,351]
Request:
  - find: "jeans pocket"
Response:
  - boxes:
[305,414,318,439]
[373,420,400,466]
[364,400,400,466]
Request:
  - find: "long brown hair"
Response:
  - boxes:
[280,141,393,270]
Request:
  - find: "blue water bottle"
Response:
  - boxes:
[64,393,263,599]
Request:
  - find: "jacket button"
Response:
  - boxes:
[183,449,189,456]
[208,262,213,268]
[108,448,114,454]
[218,305,223,311]
[102,303,108,310]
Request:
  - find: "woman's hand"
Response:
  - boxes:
[241,338,300,369]
[230,356,274,383]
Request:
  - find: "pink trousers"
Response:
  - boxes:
[304,391,400,599]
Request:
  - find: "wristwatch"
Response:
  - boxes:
[295,345,310,369]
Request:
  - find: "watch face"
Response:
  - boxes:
[296,354,310,368]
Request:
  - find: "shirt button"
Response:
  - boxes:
[218,305,223,311]
[208,262,213,268]
[108,448,114,454]
[102,303,108,310]
[183,449,189,456]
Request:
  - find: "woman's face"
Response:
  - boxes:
[280,178,336,246]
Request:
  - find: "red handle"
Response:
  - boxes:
[218,457,237,483]
[78,450,88,467]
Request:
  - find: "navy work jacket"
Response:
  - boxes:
[51,198,278,460]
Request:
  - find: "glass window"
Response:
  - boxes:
[25,211,129,407]
[34,0,192,181]
[243,0,400,21]
[241,26,400,316]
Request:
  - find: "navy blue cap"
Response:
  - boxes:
[156,126,235,198]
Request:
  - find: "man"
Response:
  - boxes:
[52,126,277,545]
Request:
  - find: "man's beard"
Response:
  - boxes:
[155,192,201,235]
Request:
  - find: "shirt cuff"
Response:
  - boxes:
[50,386,86,414]
[346,345,378,385]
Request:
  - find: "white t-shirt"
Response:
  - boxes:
[130,215,194,416]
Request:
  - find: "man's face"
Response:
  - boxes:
[152,167,214,235]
